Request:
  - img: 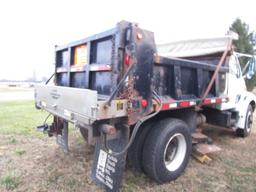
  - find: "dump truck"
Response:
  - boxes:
[35,21,256,191]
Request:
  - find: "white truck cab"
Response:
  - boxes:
[158,37,256,137]
[224,52,256,135]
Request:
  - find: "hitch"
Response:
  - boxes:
[36,124,49,133]
[37,116,69,153]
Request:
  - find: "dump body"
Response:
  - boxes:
[35,21,229,128]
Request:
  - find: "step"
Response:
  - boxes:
[192,132,208,143]
[193,143,221,155]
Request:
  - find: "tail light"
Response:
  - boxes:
[137,33,143,40]
[124,54,130,66]
[141,99,148,108]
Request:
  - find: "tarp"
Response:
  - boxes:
[157,36,233,58]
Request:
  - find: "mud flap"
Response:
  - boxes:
[91,125,129,191]
[56,121,69,153]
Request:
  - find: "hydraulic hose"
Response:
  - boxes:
[45,73,55,85]
[105,63,135,106]
[104,91,162,156]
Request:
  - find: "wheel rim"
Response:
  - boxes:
[163,133,187,172]
[246,111,253,133]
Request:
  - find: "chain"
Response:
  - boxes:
[110,35,116,94]
[127,75,135,125]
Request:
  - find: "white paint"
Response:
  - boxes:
[235,91,256,129]
[97,150,108,173]
[164,133,187,172]
[215,53,256,130]
[211,99,216,103]
[169,103,178,108]
[217,54,248,110]
[41,101,46,107]
[64,109,71,118]
[190,101,196,106]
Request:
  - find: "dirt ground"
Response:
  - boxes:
[0,124,256,192]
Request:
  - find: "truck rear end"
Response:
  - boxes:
[35,21,231,191]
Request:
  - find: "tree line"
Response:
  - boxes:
[230,18,256,91]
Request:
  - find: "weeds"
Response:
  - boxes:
[15,148,26,156]
[66,178,78,188]
[123,172,146,192]
[8,137,16,144]
[0,174,20,190]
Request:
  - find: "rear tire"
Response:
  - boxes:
[236,105,253,137]
[128,121,155,173]
[142,118,191,183]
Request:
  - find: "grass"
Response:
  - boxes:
[0,100,49,136]
[0,174,21,190]
[8,137,17,144]
[65,178,80,189]
[15,148,26,156]
[123,172,147,192]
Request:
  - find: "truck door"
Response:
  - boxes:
[220,55,246,110]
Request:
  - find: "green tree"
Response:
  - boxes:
[230,18,256,91]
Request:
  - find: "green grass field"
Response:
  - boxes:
[0,101,48,136]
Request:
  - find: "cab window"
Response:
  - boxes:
[229,56,241,78]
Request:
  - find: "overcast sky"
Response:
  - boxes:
[0,0,255,80]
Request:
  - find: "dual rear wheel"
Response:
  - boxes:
[128,118,192,183]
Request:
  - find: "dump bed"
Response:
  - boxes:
[35,21,229,126]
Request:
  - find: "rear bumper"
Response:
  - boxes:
[34,85,128,126]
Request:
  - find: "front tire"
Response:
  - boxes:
[236,105,253,137]
[142,118,192,183]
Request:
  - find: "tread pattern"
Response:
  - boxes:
[142,118,191,183]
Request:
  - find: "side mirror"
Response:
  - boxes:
[243,56,256,79]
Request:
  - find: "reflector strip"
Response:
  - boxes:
[190,101,196,106]
[56,67,68,73]
[180,101,190,107]
[222,98,228,102]
[162,103,170,110]
[70,66,84,72]
[203,98,212,104]
[169,103,178,108]
[160,97,228,111]
[216,98,222,103]
[90,65,111,71]
[211,99,216,103]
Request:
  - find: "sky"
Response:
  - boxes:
[0,0,255,81]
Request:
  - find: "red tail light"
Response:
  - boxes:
[141,99,148,108]
[124,54,130,65]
